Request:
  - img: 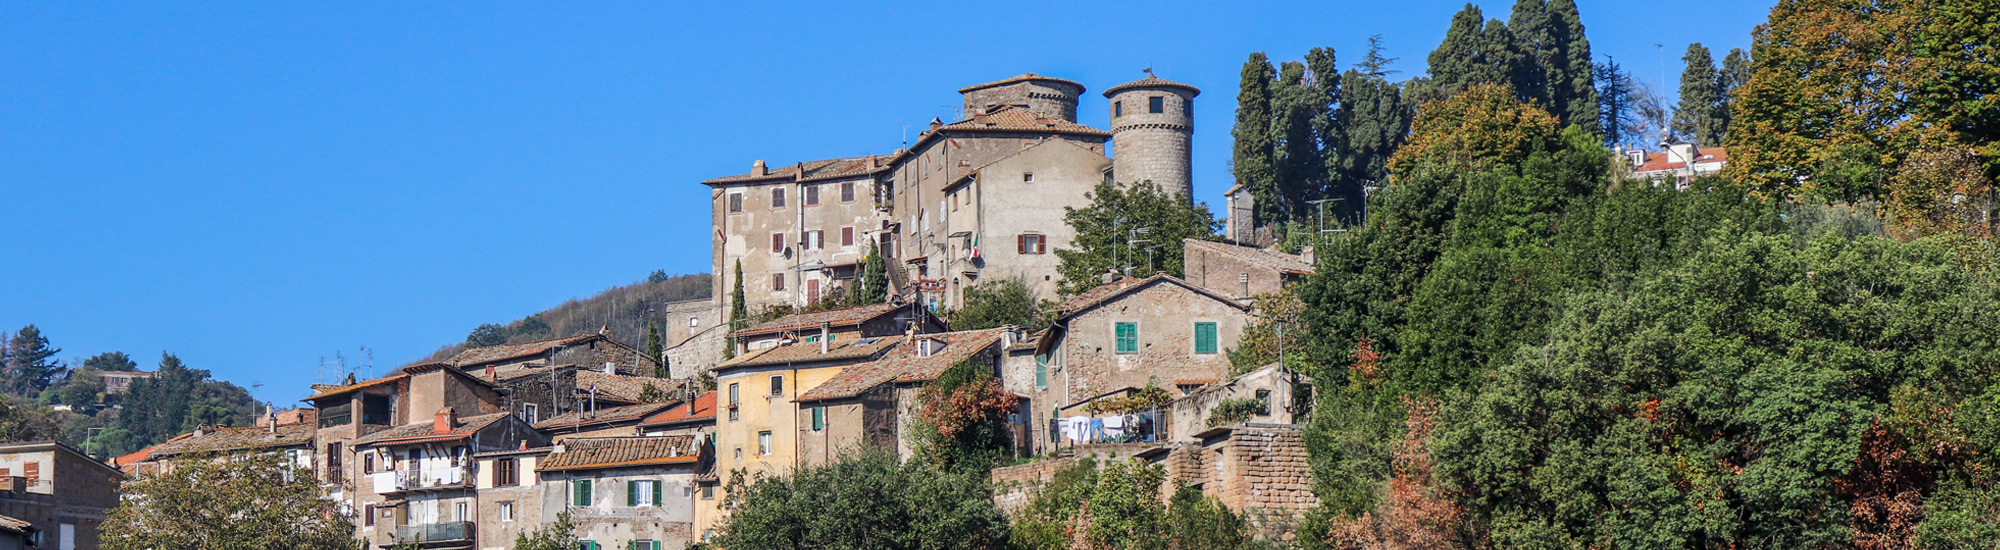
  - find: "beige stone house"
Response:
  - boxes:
[536,437,704,550]
[472,446,551,549]
[349,407,547,549]
[791,328,1009,464]
[728,303,942,353]
[1181,238,1312,301]
[0,442,122,550]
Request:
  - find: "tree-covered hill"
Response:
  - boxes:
[416,271,710,364]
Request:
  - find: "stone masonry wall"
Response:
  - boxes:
[1107,88,1194,198]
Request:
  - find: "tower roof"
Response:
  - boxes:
[1103,75,1201,98]
[958,73,1086,94]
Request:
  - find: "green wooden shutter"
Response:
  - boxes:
[1115,323,1138,354]
[811,406,824,431]
[653,480,663,506]
[1195,322,1217,354]
[627,480,638,506]
[572,480,583,506]
[1034,356,1047,388]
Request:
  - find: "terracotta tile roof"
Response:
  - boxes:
[0,515,30,537]
[352,412,511,447]
[957,73,1085,94]
[640,391,716,426]
[1103,75,1202,97]
[574,371,682,404]
[1184,239,1313,275]
[936,105,1109,137]
[151,423,316,457]
[1634,147,1728,172]
[533,402,675,430]
[114,434,192,472]
[795,329,1004,402]
[443,334,599,368]
[303,374,407,402]
[701,154,893,185]
[716,336,900,370]
[732,303,902,338]
[537,436,702,471]
[1052,274,1249,320]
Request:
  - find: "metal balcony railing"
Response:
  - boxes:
[375,466,472,493]
[393,521,474,544]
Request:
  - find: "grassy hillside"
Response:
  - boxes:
[417,271,711,364]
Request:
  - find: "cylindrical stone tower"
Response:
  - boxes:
[958,74,1085,123]
[1104,73,1199,199]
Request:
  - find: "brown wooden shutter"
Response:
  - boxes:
[23,462,38,484]
[1017,235,1027,254]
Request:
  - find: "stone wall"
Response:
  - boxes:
[665,324,727,380]
[1160,425,1316,539]
[1107,87,1194,198]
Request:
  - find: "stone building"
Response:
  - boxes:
[1165,362,1310,442]
[1104,74,1200,198]
[0,442,122,550]
[699,72,1201,319]
[1025,274,1253,455]
[1626,142,1728,188]
[790,328,1008,463]
[446,333,659,378]
[728,303,941,353]
[349,408,547,549]
[535,437,704,550]
[662,299,727,379]
[533,402,677,442]
[1142,424,1317,538]
[472,446,551,549]
[1181,238,1312,300]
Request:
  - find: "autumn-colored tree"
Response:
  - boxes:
[911,356,1019,471]
[1322,398,1471,550]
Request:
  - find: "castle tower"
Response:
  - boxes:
[1105,72,1199,198]
[958,74,1085,122]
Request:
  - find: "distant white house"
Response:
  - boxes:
[1623,142,1728,188]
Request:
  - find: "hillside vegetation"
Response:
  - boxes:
[418,271,711,364]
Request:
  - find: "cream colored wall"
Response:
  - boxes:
[705,362,847,536]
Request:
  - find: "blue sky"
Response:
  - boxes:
[0,1,1774,406]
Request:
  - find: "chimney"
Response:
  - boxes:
[958,159,972,176]
[519,440,529,450]
[433,407,456,434]
[485,364,496,380]
[972,109,989,125]
[267,409,278,434]
[819,323,830,354]
[928,117,943,131]
[603,362,618,375]
[752,159,768,176]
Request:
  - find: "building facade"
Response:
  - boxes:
[0,442,121,550]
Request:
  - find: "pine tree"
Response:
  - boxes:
[6,325,62,397]
[1273,61,1329,224]
[1671,43,1726,146]
[1330,36,1410,224]
[1231,53,1281,231]
[1596,57,1646,148]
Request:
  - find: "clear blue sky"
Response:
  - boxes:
[0,1,1774,406]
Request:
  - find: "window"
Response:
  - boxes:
[758,431,773,455]
[633,541,661,550]
[629,479,660,507]
[772,273,786,291]
[811,406,825,431]
[364,504,376,527]
[1018,234,1047,254]
[1194,322,1218,354]
[1114,100,1123,117]
[495,457,518,486]
[572,479,594,507]
[728,193,743,213]
[805,230,823,250]
[521,403,539,422]
[728,383,740,421]
[319,403,351,428]
[690,316,700,327]
[361,394,392,425]
[841,182,856,202]
[702,484,715,499]
[500,502,514,522]
[1115,322,1139,354]
[842,227,855,247]
[771,233,785,254]
[457,501,470,521]
[578,542,600,550]
[1034,356,1048,388]
[324,443,341,483]
[771,188,786,207]
[806,185,820,206]
[807,279,821,303]
[1023,172,1034,183]
[363,452,375,474]
[1149,96,1164,113]
[770,375,784,396]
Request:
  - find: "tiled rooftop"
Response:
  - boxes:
[1634,147,1728,172]
[701,155,893,185]
[150,423,316,457]
[533,402,675,430]
[1102,75,1202,97]
[956,73,1084,94]
[795,329,1004,402]
[717,336,900,370]
[303,374,407,402]
[574,370,682,404]
[935,105,1109,137]
[640,391,716,426]
[732,303,903,338]
[443,334,600,368]
[352,412,510,447]
[1184,239,1313,276]
[538,436,701,471]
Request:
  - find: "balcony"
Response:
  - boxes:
[391,521,474,546]
[371,466,472,494]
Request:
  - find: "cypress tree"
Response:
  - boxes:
[1482,19,1534,99]
[1231,53,1281,230]
[644,322,664,377]
[1546,0,1597,133]
[1717,48,1751,140]
[1509,0,1553,107]
[726,259,747,359]
[1671,43,1726,146]
[1428,4,1491,98]
[854,242,887,305]
[1306,47,1342,157]
[1272,61,1327,224]
[1331,36,1410,224]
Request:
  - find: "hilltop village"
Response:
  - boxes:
[12,72,1335,550]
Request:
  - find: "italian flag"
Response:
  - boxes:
[970,235,980,259]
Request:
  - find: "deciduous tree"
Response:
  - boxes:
[102,453,358,550]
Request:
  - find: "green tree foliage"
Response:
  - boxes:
[116,353,255,449]
[1226,289,1303,375]
[5,325,64,397]
[1273,61,1331,225]
[1328,37,1411,216]
[1424,5,1531,101]
[647,269,670,283]
[102,453,358,550]
[1595,57,1648,148]
[644,321,664,377]
[512,511,581,550]
[82,351,137,372]
[949,278,1049,332]
[1012,458,1259,550]
[1233,53,1282,230]
[730,258,749,323]
[1054,181,1221,294]
[0,396,57,443]
[852,241,889,306]
[716,449,1009,550]
[1506,0,1598,132]
[466,323,507,347]
[1671,43,1727,145]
